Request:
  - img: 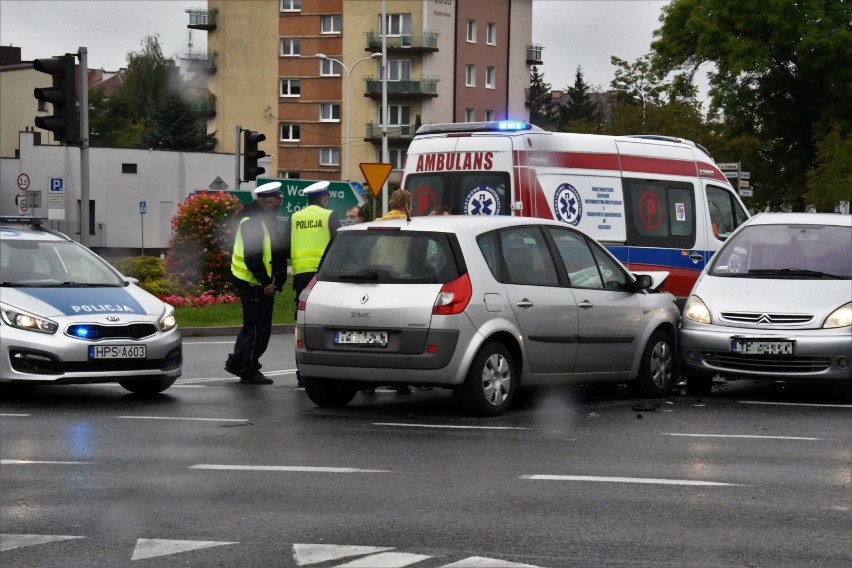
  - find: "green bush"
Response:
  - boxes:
[113,256,183,297]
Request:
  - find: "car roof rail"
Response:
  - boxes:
[0,216,47,229]
[626,134,715,161]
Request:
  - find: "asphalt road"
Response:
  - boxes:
[1,334,850,567]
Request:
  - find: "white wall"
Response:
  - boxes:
[0,131,241,251]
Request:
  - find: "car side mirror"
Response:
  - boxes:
[632,274,652,291]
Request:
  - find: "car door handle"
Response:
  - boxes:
[578,300,594,310]
[516,299,534,309]
[688,252,704,263]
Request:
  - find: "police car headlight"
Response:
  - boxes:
[683,295,712,324]
[0,304,58,334]
[159,305,177,332]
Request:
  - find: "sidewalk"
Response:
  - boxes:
[180,324,295,337]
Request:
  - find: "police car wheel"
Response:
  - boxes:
[119,376,176,395]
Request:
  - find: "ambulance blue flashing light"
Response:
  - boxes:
[496,120,530,131]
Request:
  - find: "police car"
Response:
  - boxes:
[0,217,181,393]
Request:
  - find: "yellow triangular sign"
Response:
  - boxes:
[359,163,393,197]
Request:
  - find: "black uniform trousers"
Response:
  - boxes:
[229,278,275,376]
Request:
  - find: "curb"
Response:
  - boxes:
[181,324,295,337]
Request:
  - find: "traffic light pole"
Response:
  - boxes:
[79,47,90,247]
[235,125,241,189]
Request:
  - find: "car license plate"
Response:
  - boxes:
[89,345,147,359]
[335,330,388,347]
[730,339,794,355]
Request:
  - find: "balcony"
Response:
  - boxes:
[186,8,217,31]
[183,51,217,74]
[364,122,415,141]
[365,31,439,53]
[526,44,544,65]
[364,78,439,99]
[189,93,216,118]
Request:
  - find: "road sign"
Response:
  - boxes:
[209,176,229,191]
[235,178,366,220]
[739,189,753,197]
[26,190,41,208]
[739,180,750,189]
[139,200,147,215]
[718,162,740,171]
[349,181,365,196]
[739,172,750,180]
[17,173,30,190]
[48,177,65,220]
[723,171,738,179]
[359,163,393,197]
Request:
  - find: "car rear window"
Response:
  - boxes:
[318,230,462,284]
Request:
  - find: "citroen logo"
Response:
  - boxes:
[757,314,772,325]
[360,294,369,304]
[106,316,120,322]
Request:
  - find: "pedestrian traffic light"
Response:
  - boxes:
[243,130,267,181]
[33,54,78,143]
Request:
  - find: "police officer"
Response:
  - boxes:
[225,182,286,385]
[284,181,341,318]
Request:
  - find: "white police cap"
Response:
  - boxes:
[253,181,282,198]
[303,180,330,197]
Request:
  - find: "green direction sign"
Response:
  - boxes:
[245,178,365,219]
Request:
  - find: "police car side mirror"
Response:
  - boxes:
[123,276,139,286]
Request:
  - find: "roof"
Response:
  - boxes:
[747,212,852,227]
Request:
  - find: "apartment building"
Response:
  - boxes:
[198,0,540,188]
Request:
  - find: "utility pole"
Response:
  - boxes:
[79,47,89,247]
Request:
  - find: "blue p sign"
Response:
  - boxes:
[50,178,64,191]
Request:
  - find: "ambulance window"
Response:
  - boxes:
[623,179,695,249]
[406,174,448,216]
[706,185,742,241]
[458,173,509,216]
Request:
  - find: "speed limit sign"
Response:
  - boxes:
[17,173,30,190]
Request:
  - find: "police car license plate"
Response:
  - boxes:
[89,345,147,359]
[730,339,793,355]
[335,330,387,347]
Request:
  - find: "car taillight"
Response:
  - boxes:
[297,275,318,311]
[433,273,472,315]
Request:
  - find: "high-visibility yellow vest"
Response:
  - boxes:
[231,217,272,285]
[291,205,332,274]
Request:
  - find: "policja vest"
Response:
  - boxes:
[231,217,272,285]
[290,205,333,275]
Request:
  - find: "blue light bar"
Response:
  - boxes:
[496,120,530,131]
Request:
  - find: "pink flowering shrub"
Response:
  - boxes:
[165,191,243,304]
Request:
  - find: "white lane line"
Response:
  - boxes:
[0,413,31,417]
[0,534,84,551]
[131,538,237,561]
[443,557,543,567]
[190,464,390,473]
[116,416,248,422]
[739,400,852,409]
[375,422,529,431]
[521,475,742,486]
[1,460,93,465]
[177,378,237,384]
[182,341,235,345]
[663,433,823,441]
[336,551,432,567]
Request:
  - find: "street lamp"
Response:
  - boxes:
[316,52,382,181]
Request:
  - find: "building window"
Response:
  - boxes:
[321,15,342,34]
[465,108,476,122]
[486,66,496,89]
[122,163,138,174]
[486,22,496,45]
[280,123,300,141]
[380,105,411,127]
[379,59,411,81]
[280,0,301,11]
[380,13,411,37]
[379,149,406,171]
[278,171,300,179]
[320,148,340,166]
[465,64,476,87]
[466,19,476,43]
[320,103,340,121]
[485,109,495,121]
[320,58,341,76]
[280,78,300,97]
[281,38,301,56]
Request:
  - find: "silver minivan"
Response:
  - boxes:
[296,216,680,416]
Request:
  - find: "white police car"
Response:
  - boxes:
[0,217,181,394]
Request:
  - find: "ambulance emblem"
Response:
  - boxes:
[464,186,501,216]
[554,183,582,226]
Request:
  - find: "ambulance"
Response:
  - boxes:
[400,121,750,301]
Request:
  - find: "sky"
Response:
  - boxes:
[0,0,678,96]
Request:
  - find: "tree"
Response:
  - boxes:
[557,67,602,132]
[141,90,216,152]
[805,126,852,212]
[528,65,554,128]
[610,55,668,134]
[651,0,851,211]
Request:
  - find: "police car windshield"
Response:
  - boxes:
[0,240,124,287]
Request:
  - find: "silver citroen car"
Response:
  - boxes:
[0,217,182,394]
[295,215,680,416]
[680,212,852,394]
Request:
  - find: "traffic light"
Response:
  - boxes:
[33,54,78,143]
[243,130,266,181]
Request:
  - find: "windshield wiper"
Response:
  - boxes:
[747,268,834,278]
[337,270,379,281]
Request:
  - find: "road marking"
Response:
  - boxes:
[131,538,236,561]
[291,544,545,567]
[443,557,542,567]
[335,551,432,567]
[293,544,395,564]
[190,464,390,473]
[375,422,529,431]
[177,377,235,384]
[116,416,248,422]
[0,413,30,417]
[520,475,741,486]
[0,534,84,551]
[663,433,823,441]
[1,460,92,465]
[738,400,852,409]
[183,341,235,345]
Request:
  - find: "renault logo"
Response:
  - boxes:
[360,294,369,304]
[757,314,772,325]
